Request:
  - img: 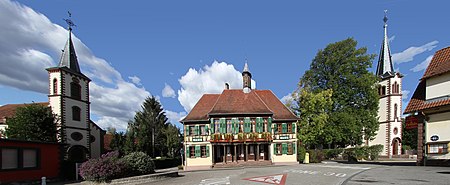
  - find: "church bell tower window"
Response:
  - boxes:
[72,106,81,121]
[53,78,58,95]
[71,78,81,100]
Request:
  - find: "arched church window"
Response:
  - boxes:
[381,86,386,96]
[71,79,81,100]
[72,106,81,121]
[53,78,58,94]
[394,104,398,120]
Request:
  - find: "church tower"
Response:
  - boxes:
[242,62,252,93]
[369,11,403,157]
[46,17,92,162]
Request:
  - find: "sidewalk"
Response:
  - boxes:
[50,167,179,185]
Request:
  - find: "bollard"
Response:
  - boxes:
[303,153,309,164]
[41,177,46,185]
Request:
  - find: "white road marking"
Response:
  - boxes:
[199,176,230,185]
[307,165,370,170]
[284,169,348,178]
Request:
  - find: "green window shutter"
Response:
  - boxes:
[195,125,199,136]
[186,146,190,157]
[282,123,287,133]
[282,143,287,154]
[206,146,210,157]
[267,117,272,133]
[273,144,277,155]
[195,145,200,157]
[292,123,296,133]
[274,123,277,133]
[231,118,236,134]
[256,117,261,133]
[210,118,215,133]
[245,117,251,133]
[186,126,190,135]
[292,142,296,154]
[233,118,239,134]
[219,118,225,134]
[205,125,209,135]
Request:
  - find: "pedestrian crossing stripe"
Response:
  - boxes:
[243,173,287,185]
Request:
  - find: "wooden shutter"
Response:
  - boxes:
[232,118,238,134]
[274,123,277,133]
[292,142,296,154]
[292,123,296,133]
[195,145,200,157]
[186,146,190,157]
[273,144,277,155]
[206,146,210,157]
[256,117,261,133]
[210,118,215,134]
[186,126,190,135]
[195,125,200,136]
[220,118,226,133]
[244,117,250,133]
[282,143,287,154]
[267,117,272,133]
[205,124,209,135]
[282,123,287,133]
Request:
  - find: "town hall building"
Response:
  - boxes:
[182,63,299,170]
[366,12,403,157]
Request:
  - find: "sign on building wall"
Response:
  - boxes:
[405,116,418,130]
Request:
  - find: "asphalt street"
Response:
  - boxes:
[139,162,450,185]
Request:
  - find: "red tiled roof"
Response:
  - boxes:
[182,89,298,123]
[255,90,298,121]
[182,94,220,122]
[209,90,273,115]
[0,102,49,122]
[422,46,450,80]
[404,47,450,114]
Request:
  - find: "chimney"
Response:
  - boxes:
[225,83,230,90]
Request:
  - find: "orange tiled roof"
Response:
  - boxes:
[0,102,49,122]
[182,89,298,123]
[404,47,450,114]
[422,46,450,80]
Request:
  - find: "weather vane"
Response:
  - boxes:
[383,10,388,24]
[63,11,76,30]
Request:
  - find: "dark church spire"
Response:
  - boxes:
[58,12,81,74]
[376,10,394,77]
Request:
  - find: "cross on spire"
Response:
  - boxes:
[63,11,76,30]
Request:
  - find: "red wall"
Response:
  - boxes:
[0,139,61,183]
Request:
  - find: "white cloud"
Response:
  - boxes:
[177,61,256,112]
[280,93,293,104]
[388,35,395,43]
[410,55,433,72]
[402,90,410,100]
[128,76,142,86]
[392,41,438,64]
[0,0,151,130]
[165,110,187,128]
[162,83,176,98]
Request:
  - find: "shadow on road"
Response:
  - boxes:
[333,160,416,166]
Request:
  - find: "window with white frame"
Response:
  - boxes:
[428,143,448,154]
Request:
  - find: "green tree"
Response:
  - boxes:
[296,89,334,148]
[402,119,418,150]
[5,103,57,142]
[163,123,182,158]
[296,38,379,147]
[126,96,169,157]
[108,127,126,154]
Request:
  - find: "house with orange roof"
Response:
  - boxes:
[404,46,450,166]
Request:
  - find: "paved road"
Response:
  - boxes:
[139,162,450,185]
[141,163,373,185]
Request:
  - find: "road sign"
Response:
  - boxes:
[243,173,287,185]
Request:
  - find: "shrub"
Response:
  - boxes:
[297,145,306,163]
[79,151,128,182]
[123,152,155,175]
[368,145,383,160]
[324,148,344,160]
[153,157,181,169]
[308,150,324,163]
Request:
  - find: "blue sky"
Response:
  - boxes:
[1,0,448,131]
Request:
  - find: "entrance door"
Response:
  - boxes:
[393,139,399,155]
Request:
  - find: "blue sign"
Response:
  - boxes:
[430,135,439,141]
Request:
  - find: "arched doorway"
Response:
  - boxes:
[392,138,401,156]
[67,145,88,163]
